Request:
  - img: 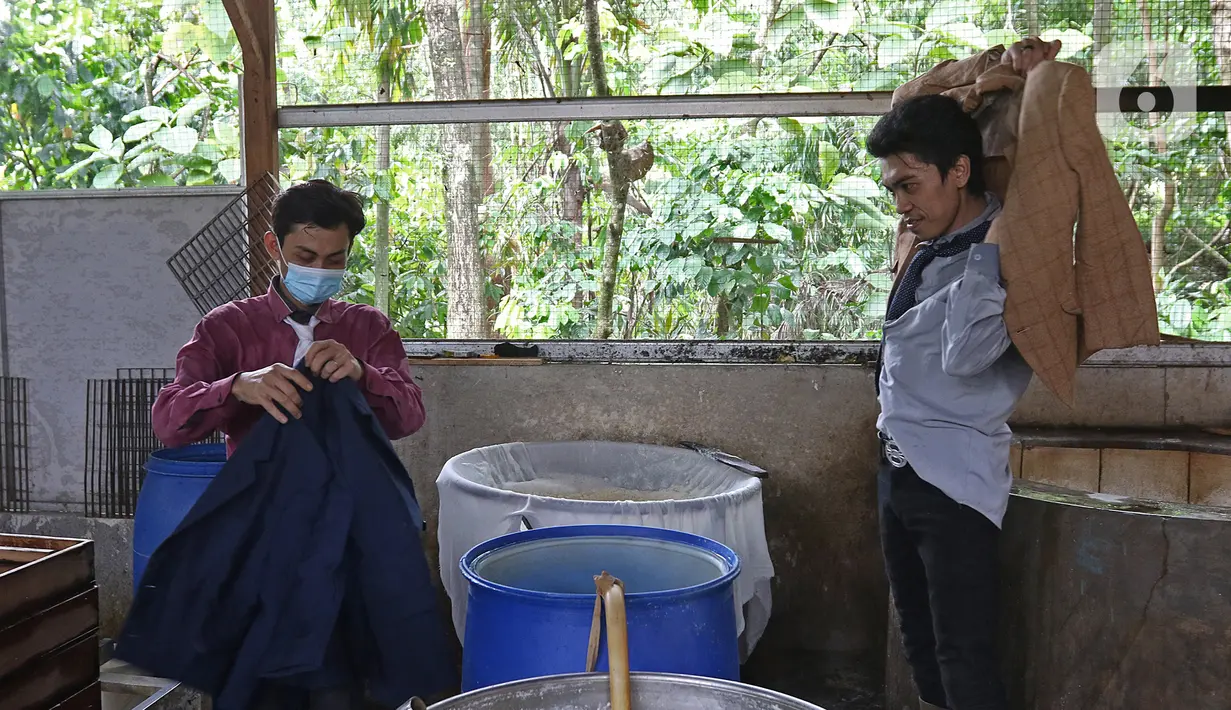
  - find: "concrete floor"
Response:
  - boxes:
[744,651,884,710]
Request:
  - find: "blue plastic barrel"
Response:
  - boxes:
[459,524,741,691]
[132,443,227,593]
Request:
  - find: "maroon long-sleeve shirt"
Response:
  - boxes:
[153,283,424,456]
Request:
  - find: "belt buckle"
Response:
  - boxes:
[879,433,908,468]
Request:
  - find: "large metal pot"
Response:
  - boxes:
[405,672,826,709]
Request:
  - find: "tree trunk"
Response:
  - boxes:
[556,125,585,226]
[464,0,494,196]
[1023,0,1039,34]
[715,294,732,338]
[463,0,498,327]
[425,0,487,337]
[585,0,628,340]
[1092,0,1112,57]
[1140,0,1175,290]
[374,71,393,314]
[1213,0,1231,145]
[749,0,784,74]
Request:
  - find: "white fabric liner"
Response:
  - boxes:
[436,441,776,660]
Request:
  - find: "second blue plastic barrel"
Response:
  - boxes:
[459,524,741,691]
[132,443,227,593]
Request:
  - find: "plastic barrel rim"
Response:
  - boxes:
[458,524,743,691]
[460,523,741,600]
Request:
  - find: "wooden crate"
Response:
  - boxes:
[0,534,101,710]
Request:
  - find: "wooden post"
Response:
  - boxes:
[222,0,278,296]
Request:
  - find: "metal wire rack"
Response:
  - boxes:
[167,172,281,316]
[84,368,222,518]
[0,378,30,513]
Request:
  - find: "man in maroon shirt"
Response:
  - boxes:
[153,179,424,456]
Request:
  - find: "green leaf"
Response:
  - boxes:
[877,36,920,67]
[854,212,892,233]
[697,12,750,57]
[139,172,177,187]
[852,70,902,91]
[733,222,759,239]
[763,222,792,241]
[776,117,805,136]
[322,26,360,50]
[803,0,858,36]
[194,141,225,162]
[162,21,209,57]
[159,0,193,20]
[817,141,841,184]
[123,121,164,143]
[202,0,232,38]
[1042,29,1092,59]
[766,8,804,52]
[124,105,174,124]
[92,163,124,189]
[933,22,987,50]
[187,170,215,186]
[35,75,55,98]
[1167,299,1193,330]
[984,29,1018,49]
[89,126,114,150]
[860,19,915,36]
[155,126,199,155]
[174,94,212,125]
[831,175,880,199]
[374,172,394,202]
[213,120,239,147]
[58,155,101,181]
[924,0,971,29]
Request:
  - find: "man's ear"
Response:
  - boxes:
[949,155,971,191]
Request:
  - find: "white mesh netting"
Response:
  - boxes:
[436,441,776,659]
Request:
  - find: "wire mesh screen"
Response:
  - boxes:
[0,378,30,513]
[288,117,895,340]
[275,0,1230,105]
[283,102,1230,341]
[0,0,242,192]
[84,369,222,518]
[167,172,282,315]
[273,0,1231,342]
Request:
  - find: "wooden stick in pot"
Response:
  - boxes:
[594,571,630,710]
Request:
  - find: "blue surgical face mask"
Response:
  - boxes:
[277,242,345,305]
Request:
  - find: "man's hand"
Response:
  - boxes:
[304,340,363,384]
[231,364,314,424]
[1001,36,1062,76]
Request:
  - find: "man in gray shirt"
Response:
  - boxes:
[867,93,1032,710]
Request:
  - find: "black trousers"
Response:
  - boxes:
[878,460,1007,710]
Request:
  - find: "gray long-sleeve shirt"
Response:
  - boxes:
[877,197,1033,528]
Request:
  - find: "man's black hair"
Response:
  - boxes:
[866,94,986,196]
[271,179,367,243]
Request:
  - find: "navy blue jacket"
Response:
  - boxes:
[116,370,457,709]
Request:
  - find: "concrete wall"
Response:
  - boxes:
[0,188,242,510]
[392,356,1231,686]
[3,354,1229,671]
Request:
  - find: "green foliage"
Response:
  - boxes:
[1,0,1228,340]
